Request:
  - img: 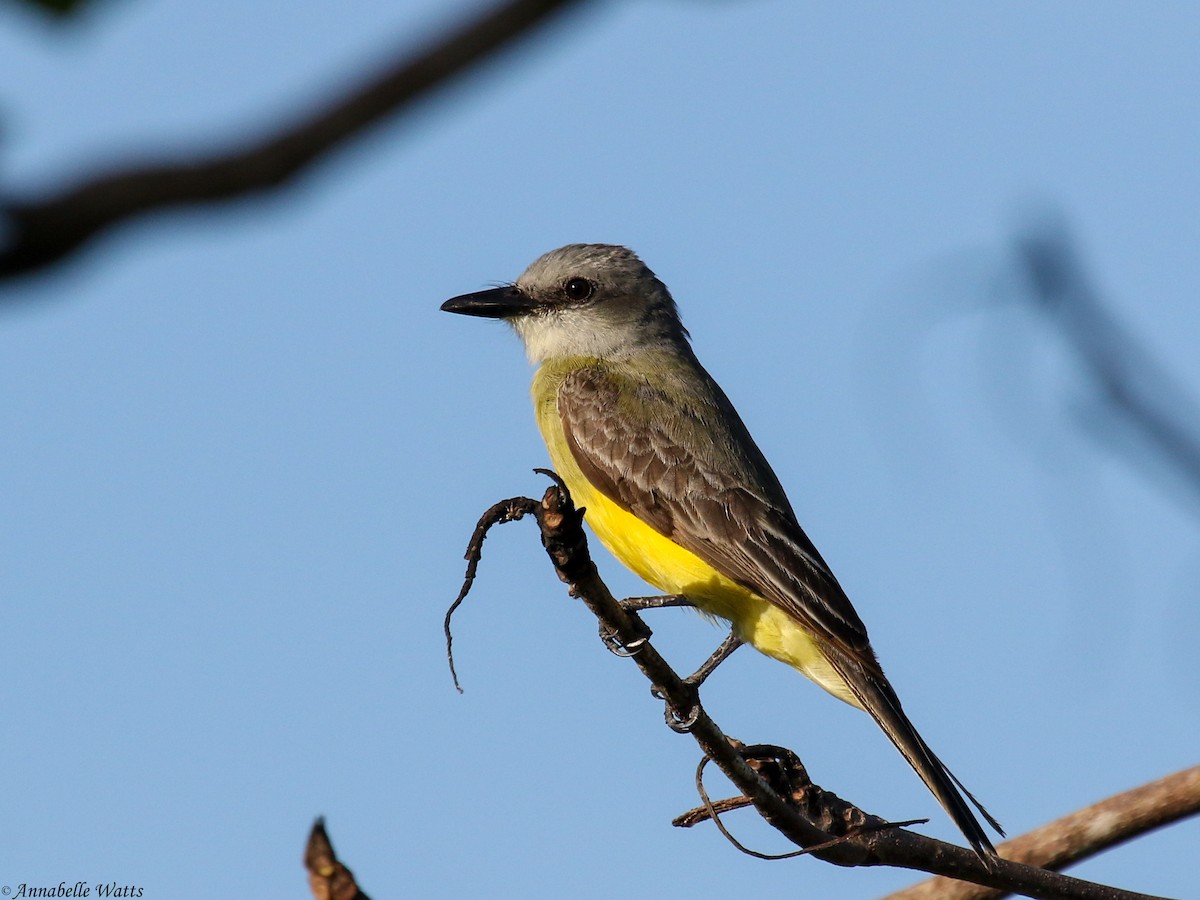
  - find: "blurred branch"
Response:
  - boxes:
[0,0,590,282]
[885,766,1200,900]
[9,0,93,16]
[305,818,370,900]
[1013,222,1200,517]
[447,473,1171,900]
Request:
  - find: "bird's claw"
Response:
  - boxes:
[600,624,648,657]
[651,684,702,733]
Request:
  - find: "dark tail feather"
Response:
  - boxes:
[833,652,1003,858]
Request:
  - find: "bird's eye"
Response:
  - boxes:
[563,277,595,302]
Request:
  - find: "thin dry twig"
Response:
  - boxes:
[449,473,1176,900]
[305,818,370,900]
[0,0,590,280]
[693,750,813,861]
[444,495,539,692]
[673,793,755,827]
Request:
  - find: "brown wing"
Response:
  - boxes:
[557,363,873,660]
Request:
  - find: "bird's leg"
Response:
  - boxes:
[683,630,744,688]
[618,594,693,613]
[652,630,745,734]
[599,595,691,656]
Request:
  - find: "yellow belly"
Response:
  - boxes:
[533,368,858,706]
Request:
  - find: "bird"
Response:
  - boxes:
[441,243,1002,856]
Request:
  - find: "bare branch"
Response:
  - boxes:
[0,0,590,281]
[884,766,1200,900]
[305,818,370,900]
[450,474,1175,900]
[1013,220,1200,518]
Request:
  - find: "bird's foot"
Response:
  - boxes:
[652,683,702,733]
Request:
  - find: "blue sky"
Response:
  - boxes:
[1,1,1197,897]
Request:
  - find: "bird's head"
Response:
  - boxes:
[441,244,688,363]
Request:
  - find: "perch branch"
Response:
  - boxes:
[448,473,1171,900]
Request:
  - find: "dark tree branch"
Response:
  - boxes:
[448,473,1174,900]
[0,0,590,281]
[16,0,93,17]
[885,766,1200,900]
[305,818,370,900]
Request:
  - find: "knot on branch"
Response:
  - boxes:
[677,741,892,865]
[531,470,593,586]
[741,744,886,839]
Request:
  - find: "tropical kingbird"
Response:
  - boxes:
[442,244,1001,855]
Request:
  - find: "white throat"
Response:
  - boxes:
[512,309,647,364]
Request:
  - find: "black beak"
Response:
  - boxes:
[440,285,535,319]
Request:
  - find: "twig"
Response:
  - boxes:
[449,474,1174,900]
[444,495,538,692]
[673,793,755,827]
[305,817,370,900]
[884,766,1200,900]
[0,0,590,280]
